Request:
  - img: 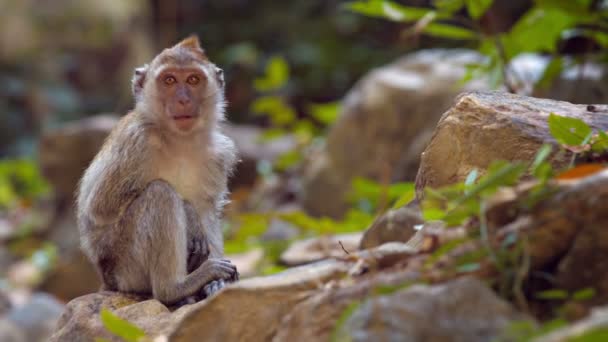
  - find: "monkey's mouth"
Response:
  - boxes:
[173,114,195,121]
[172,114,197,130]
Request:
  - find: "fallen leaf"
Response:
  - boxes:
[556,164,606,180]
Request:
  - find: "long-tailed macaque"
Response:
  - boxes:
[76,35,238,305]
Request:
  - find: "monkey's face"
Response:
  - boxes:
[155,66,208,133]
[132,36,226,135]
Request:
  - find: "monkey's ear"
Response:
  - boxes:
[215,66,225,88]
[132,64,148,101]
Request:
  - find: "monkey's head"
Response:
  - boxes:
[132,35,225,135]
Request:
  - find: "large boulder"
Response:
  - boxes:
[38,115,118,300]
[339,278,527,342]
[49,291,188,342]
[484,169,608,304]
[301,50,488,219]
[51,243,418,341]
[415,91,608,197]
[39,114,119,203]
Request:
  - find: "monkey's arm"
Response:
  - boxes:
[78,119,150,225]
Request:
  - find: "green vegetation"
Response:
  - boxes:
[97,309,147,342]
[0,159,50,208]
[327,111,608,341]
[346,0,608,90]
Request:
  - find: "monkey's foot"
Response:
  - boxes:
[203,279,225,298]
[174,296,198,307]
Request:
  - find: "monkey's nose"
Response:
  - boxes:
[178,98,191,106]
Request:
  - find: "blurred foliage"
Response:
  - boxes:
[98,308,147,342]
[414,112,607,316]
[251,55,343,172]
[346,0,608,90]
[0,159,50,208]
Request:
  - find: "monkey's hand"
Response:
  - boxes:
[203,279,225,298]
[201,259,239,298]
[187,235,210,273]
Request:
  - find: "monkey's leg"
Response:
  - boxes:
[132,180,237,305]
[183,201,209,273]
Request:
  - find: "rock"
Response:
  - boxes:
[39,114,119,202]
[279,233,362,266]
[223,124,296,189]
[0,245,15,277]
[226,248,264,278]
[0,319,26,342]
[261,218,299,242]
[534,306,608,342]
[172,243,417,342]
[39,248,101,302]
[41,210,101,301]
[359,206,423,250]
[49,291,176,342]
[171,260,350,342]
[51,241,420,341]
[7,293,65,342]
[339,277,529,342]
[479,168,608,305]
[415,91,608,197]
[0,289,11,315]
[527,170,608,302]
[301,49,488,218]
[52,259,351,341]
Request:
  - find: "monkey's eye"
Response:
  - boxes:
[164,76,177,85]
[186,75,200,85]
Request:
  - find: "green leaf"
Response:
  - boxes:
[251,96,296,126]
[345,0,431,22]
[254,56,289,92]
[422,207,446,221]
[433,0,465,14]
[592,130,608,152]
[531,144,552,171]
[531,144,553,180]
[502,7,579,58]
[568,327,608,342]
[309,102,341,125]
[548,113,593,146]
[456,262,481,272]
[537,57,565,90]
[454,161,526,206]
[535,289,569,300]
[572,287,596,301]
[465,0,493,19]
[392,185,416,209]
[422,22,478,39]
[274,150,302,171]
[100,309,146,342]
[260,128,287,141]
[534,0,593,15]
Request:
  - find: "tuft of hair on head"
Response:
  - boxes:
[174,35,206,57]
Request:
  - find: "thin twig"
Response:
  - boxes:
[338,240,351,255]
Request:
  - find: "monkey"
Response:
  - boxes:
[76,35,238,306]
